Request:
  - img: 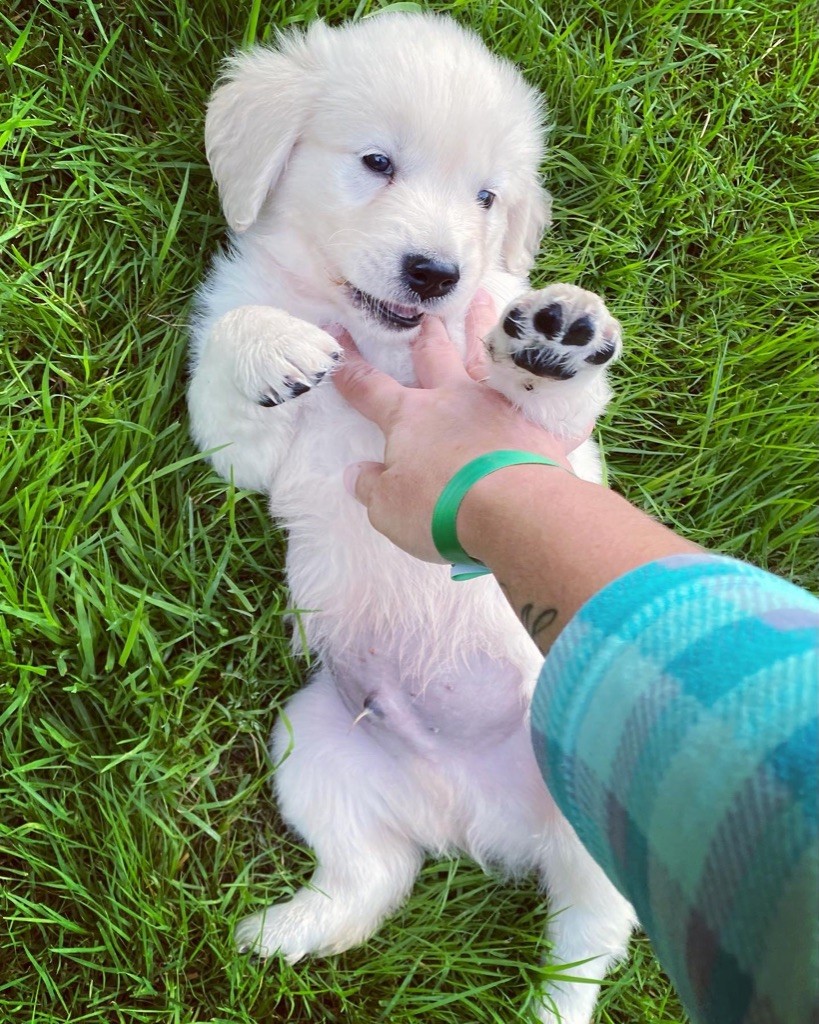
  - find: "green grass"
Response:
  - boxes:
[1,0,816,1021]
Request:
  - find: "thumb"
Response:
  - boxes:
[343,461,385,506]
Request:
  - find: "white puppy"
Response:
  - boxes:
[188,13,635,1023]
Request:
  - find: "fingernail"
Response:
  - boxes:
[342,463,361,498]
[562,420,595,453]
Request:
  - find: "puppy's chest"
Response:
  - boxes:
[327,641,529,756]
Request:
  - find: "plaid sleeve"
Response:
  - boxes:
[531,554,819,1024]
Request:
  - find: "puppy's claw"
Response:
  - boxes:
[286,379,312,398]
[258,391,282,408]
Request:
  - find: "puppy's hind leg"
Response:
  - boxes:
[536,821,636,1024]
[235,670,423,961]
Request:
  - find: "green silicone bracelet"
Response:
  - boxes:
[431,451,564,581]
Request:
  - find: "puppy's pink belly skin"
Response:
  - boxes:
[327,644,527,755]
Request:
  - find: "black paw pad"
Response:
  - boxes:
[258,393,281,407]
[532,303,563,340]
[512,348,576,380]
[585,343,617,366]
[287,380,311,398]
[562,315,594,347]
[502,307,526,339]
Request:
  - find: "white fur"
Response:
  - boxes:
[188,14,635,1023]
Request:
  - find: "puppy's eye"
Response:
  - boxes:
[362,153,394,176]
[477,189,496,209]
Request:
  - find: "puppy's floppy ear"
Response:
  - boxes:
[502,178,552,277]
[205,32,318,233]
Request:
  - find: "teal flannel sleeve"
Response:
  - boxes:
[531,554,819,1024]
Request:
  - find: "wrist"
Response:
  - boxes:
[456,461,576,567]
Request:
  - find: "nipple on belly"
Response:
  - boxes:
[350,691,386,729]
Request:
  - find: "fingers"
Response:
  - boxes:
[410,316,471,389]
[333,334,405,428]
[333,289,497,402]
[464,289,496,381]
[411,291,496,387]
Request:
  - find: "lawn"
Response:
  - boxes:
[1,1,816,1022]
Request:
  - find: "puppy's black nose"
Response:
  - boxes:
[402,254,460,301]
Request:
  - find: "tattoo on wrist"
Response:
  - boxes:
[520,603,557,640]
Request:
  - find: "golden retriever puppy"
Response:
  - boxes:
[188,13,633,1023]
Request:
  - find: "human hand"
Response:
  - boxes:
[333,291,589,563]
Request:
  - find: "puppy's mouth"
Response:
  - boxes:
[347,286,424,330]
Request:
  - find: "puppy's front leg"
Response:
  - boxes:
[187,306,341,491]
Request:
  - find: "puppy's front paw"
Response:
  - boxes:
[485,284,621,437]
[489,284,621,386]
[210,305,342,408]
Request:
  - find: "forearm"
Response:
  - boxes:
[458,465,700,653]
[529,554,819,1024]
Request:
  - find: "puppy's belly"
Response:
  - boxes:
[327,642,528,757]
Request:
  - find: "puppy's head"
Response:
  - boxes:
[206,14,550,341]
